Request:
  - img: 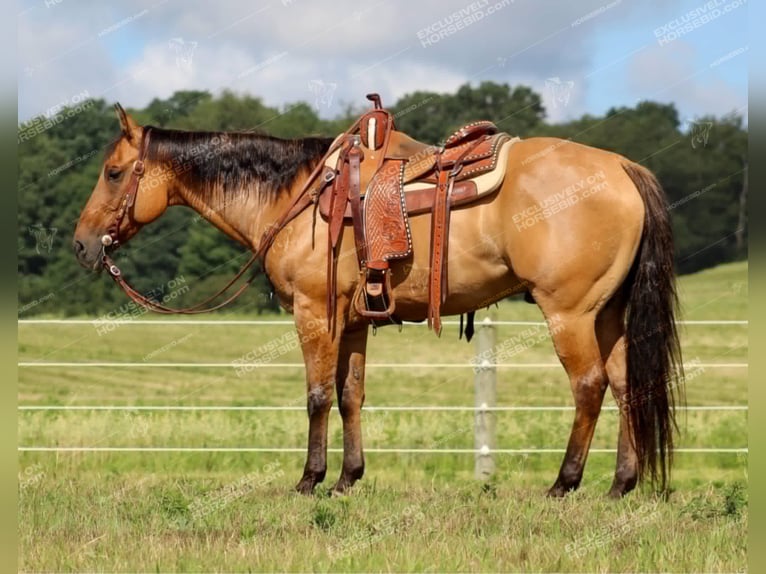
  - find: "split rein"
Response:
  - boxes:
[99,123,358,314]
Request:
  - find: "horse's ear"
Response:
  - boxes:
[114,103,142,144]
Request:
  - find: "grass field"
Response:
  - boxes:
[18,261,748,572]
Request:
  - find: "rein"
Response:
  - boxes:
[100,124,356,314]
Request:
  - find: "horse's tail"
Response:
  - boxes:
[621,161,684,492]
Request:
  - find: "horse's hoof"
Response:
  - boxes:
[331,479,354,495]
[547,481,577,498]
[606,487,625,499]
[546,485,567,498]
[295,478,317,496]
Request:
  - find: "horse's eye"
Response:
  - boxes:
[107,168,122,182]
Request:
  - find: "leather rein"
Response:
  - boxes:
[99,124,355,314]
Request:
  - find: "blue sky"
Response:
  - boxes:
[18,0,748,125]
[585,0,747,121]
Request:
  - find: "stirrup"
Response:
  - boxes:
[353,268,396,320]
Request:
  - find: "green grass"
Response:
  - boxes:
[18,261,748,572]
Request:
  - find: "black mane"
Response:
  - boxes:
[144,127,333,201]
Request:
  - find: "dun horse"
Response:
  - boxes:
[74,103,682,497]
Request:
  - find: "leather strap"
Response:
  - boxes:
[326,144,348,331]
[347,140,366,264]
[104,127,152,245]
[428,167,451,335]
[102,187,321,315]
[427,135,490,334]
[102,253,257,315]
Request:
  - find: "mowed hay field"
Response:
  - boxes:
[18,262,748,572]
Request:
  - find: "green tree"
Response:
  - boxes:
[17,88,747,316]
[391,82,545,143]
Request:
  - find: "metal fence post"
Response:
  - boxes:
[474,315,497,479]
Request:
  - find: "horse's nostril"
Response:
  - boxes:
[74,240,86,257]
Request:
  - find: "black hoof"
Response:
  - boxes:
[547,484,569,498]
[607,486,626,499]
[607,477,637,499]
[331,478,355,495]
[547,477,579,498]
[295,473,323,496]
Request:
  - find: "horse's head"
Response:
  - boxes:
[73,104,169,270]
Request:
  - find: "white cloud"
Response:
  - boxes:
[17,0,746,126]
[627,42,747,122]
[18,9,112,118]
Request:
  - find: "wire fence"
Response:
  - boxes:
[18,319,749,326]
[18,318,748,457]
[17,361,748,368]
[17,405,748,412]
[17,446,748,454]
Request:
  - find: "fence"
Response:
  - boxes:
[17,318,748,474]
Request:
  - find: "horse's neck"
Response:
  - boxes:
[169,165,314,251]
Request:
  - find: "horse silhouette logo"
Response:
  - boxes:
[689,120,713,149]
[28,224,57,254]
[545,77,575,109]
[168,38,198,72]
[308,80,337,109]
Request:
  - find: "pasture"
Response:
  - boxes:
[18,262,747,572]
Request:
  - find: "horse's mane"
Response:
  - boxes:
[144,127,333,202]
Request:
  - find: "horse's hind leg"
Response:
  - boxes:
[332,327,369,493]
[595,294,639,498]
[541,309,609,497]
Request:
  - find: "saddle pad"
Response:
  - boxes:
[362,159,412,264]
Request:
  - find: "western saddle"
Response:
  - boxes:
[312,94,518,338]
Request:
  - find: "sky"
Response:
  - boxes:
[17,0,748,126]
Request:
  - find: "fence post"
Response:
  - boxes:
[474,314,497,479]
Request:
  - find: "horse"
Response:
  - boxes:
[73,103,683,498]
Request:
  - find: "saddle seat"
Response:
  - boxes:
[314,93,520,336]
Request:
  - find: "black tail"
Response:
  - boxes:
[622,162,684,492]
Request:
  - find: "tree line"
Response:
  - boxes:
[17,82,747,316]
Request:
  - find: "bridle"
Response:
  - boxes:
[99,124,353,314]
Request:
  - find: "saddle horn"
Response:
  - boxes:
[366,93,383,109]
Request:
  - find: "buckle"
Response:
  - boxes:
[132,160,145,175]
[101,250,121,278]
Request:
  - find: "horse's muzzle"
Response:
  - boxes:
[73,237,103,271]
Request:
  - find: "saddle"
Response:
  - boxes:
[315,94,519,337]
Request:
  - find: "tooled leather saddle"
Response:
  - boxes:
[315,94,519,338]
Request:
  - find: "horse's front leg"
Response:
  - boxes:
[332,326,369,493]
[294,302,341,495]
